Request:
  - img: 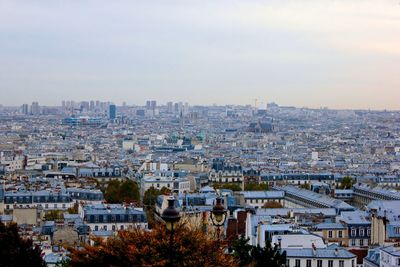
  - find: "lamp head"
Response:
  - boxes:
[161,198,181,232]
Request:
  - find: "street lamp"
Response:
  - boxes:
[162,198,181,231]
[161,198,181,267]
[210,197,227,240]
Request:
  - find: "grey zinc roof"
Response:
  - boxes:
[255,208,337,217]
[367,200,400,217]
[83,204,145,216]
[275,185,355,211]
[315,222,346,230]
[284,248,356,259]
[381,246,400,256]
[353,184,400,200]
[338,210,370,225]
[241,191,285,199]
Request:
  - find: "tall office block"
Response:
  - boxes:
[109,104,116,120]
[31,102,40,115]
[21,104,29,115]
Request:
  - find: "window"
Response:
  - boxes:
[306,260,311,267]
[317,260,322,267]
[352,259,355,267]
[328,260,333,267]
[351,228,356,237]
[328,231,333,238]
[351,239,356,246]
[359,228,364,236]
[338,231,343,238]
[360,239,364,247]
[367,228,371,236]
[295,259,301,267]
[94,225,98,231]
[339,260,344,267]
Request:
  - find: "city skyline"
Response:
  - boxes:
[1,0,399,109]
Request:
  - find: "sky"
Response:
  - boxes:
[0,0,399,109]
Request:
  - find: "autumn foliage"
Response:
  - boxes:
[0,222,45,267]
[69,224,237,267]
[262,201,284,209]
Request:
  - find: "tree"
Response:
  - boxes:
[231,236,253,267]
[262,201,284,209]
[231,235,286,267]
[251,243,286,267]
[119,180,140,203]
[143,186,170,207]
[104,180,121,203]
[299,183,310,190]
[0,222,46,267]
[104,180,140,204]
[340,176,355,189]
[69,224,237,267]
[244,183,269,191]
[213,183,242,191]
[67,203,79,214]
[143,187,171,228]
[45,210,64,221]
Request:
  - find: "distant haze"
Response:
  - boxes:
[0,0,399,109]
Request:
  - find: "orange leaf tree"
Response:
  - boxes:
[69,224,237,267]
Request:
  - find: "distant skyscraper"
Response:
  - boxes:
[21,104,29,115]
[109,104,116,120]
[150,100,157,110]
[167,102,173,113]
[174,102,183,114]
[30,102,40,115]
[89,100,95,111]
[81,101,90,111]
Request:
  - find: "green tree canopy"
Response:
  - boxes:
[244,183,269,191]
[44,210,64,221]
[340,176,355,189]
[143,186,171,207]
[104,179,140,204]
[231,236,286,267]
[213,183,242,191]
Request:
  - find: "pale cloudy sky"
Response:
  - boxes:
[0,0,399,109]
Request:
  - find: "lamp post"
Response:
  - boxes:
[161,198,181,267]
[210,197,227,240]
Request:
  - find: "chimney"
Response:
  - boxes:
[334,248,339,256]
